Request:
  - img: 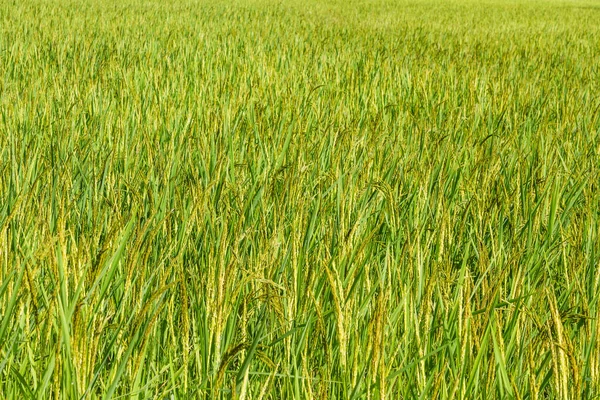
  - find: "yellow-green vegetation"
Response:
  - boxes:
[1,0,599,398]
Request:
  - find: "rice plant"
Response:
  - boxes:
[1,0,599,398]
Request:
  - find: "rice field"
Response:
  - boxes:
[1,0,600,398]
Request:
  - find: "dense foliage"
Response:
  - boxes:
[1,0,599,397]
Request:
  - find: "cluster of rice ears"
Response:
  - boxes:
[1,0,599,398]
